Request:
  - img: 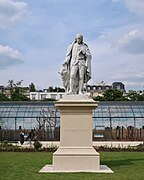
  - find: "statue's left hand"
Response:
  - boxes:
[81,47,86,55]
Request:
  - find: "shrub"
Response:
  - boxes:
[0,140,20,152]
[94,143,144,152]
[33,140,42,151]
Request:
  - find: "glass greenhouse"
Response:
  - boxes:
[0,101,144,141]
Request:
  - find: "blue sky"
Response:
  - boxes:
[0,0,144,91]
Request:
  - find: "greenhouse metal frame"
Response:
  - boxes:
[0,101,144,141]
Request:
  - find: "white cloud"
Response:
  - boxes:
[112,67,144,89]
[124,0,144,17]
[88,28,144,90]
[0,0,27,28]
[118,29,144,54]
[0,45,23,68]
[112,0,144,17]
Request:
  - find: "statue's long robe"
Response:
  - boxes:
[60,42,92,93]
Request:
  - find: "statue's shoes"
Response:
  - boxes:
[78,91,84,95]
[67,91,73,95]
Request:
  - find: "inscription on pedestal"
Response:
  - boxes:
[63,129,90,133]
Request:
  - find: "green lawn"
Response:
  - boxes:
[0,152,144,180]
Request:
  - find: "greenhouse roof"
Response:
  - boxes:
[93,101,144,118]
[0,101,144,119]
[0,101,55,119]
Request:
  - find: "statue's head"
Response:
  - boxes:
[75,34,83,44]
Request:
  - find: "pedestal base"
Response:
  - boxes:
[53,147,100,171]
[39,165,113,173]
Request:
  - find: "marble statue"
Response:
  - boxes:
[60,34,92,94]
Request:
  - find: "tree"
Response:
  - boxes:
[47,86,65,92]
[29,83,36,92]
[36,107,58,140]
[103,89,124,101]
[7,79,30,101]
[0,93,9,101]
[53,87,58,92]
[57,87,65,92]
[93,96,105,101]
[10,88,30,101]
[125,90,144,101]
[48,86,53,92]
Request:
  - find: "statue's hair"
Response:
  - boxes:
[74,34,83,43]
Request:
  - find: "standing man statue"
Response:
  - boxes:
[60,34,92,95]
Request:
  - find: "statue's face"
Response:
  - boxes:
[76,36,83,44]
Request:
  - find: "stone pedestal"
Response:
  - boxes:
[39,95,113,173]
[53,95,100,171]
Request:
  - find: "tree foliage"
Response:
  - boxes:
[93,89,144,101]
[29,83,36,92]
[125,90,144,101]
[103,89,124,101]
[0,93,9,101]
[7,79,30,101]
[93,96,105,101]
[48,86,65,92]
